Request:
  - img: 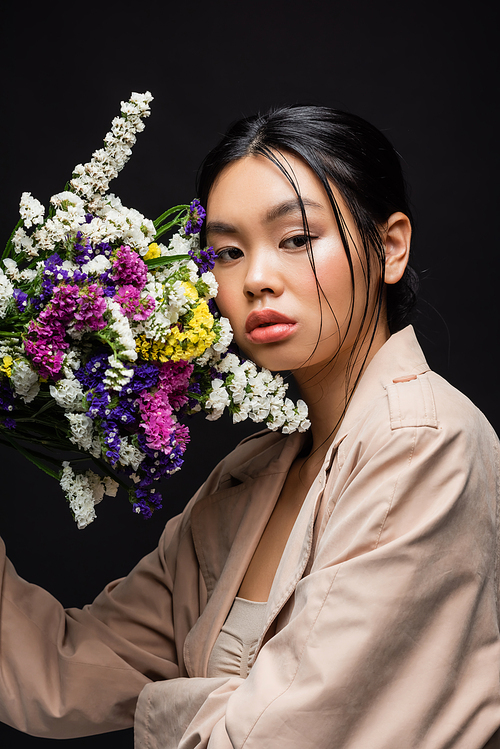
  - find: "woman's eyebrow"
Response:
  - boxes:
[206,198,324,237]
[265,197,324,223]
[205,220,236,236]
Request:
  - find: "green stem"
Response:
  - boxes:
[91,457,129,491]
[154,217,185,241]
[153,205,188,228]
[2,219,23,261]
[1,433,61,480]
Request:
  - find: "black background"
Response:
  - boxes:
[0,1,498,746]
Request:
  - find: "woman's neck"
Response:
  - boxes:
[292,321,390,460]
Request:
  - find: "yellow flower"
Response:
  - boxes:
[182,281,199,301]
[144,242,161,260]
[0,355,13,378]
[136,300,216,363]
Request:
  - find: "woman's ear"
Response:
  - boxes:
[383,212,411,285]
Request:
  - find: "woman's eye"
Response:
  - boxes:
[215,247,244,263]
[282,235,312,250]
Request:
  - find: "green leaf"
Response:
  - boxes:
[144,253,190,269]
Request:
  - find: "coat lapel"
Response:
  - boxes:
[183,432,305,677]
[255,437,340,655]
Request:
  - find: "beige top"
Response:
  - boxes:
[1,327,500,748]
[207,597,268,678]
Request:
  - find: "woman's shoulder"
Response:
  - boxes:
[340,327,499,464]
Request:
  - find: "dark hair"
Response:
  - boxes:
[197,105,418,337]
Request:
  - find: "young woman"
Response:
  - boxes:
[1,106,499,748]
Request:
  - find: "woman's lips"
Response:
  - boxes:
[245,309,297,344]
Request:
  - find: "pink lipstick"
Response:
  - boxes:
[245,309,297,344]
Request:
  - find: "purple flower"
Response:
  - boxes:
[23,338,66,379]
[207,297,219,317]
[74,234,94,265]
[96,241,112,257]
[188,245,216,274]
[138,389,174,452]
[136,425,189,485]
[100,419,121,464]
[111,396,138,427]
[99,269,117,297]
[13,289,28,312]
[132,497,154,519]
[184,199,206,236]
[125,363,160,394]
[0,381,15,414]
[75,353,110,391]
[84,382,112,418]
[158,360,194,410]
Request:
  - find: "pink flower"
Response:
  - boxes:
[48,284,79,321]
[114,285,155,321]
[157,360,194,410]
[23,339,65,379]
[112,245,148,289]
[74,283,107,331]
[138,389,175,452]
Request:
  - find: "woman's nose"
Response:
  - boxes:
[243,250,284,300]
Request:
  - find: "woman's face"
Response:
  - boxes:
[206,152,381,375]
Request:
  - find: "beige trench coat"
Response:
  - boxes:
[1,326,500,748]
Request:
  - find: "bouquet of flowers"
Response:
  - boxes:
[0,92,309,528]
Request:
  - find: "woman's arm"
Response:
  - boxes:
[0,508,190,739]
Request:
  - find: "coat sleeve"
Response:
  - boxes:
[0,504,194,739]
[146,385,500,749]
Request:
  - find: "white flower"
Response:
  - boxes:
[50,378,85,410]
[204,379,231,420]
[60,463,119,529]
[81,254,112,276]
[66,412,94,451]
[103,354,134,390]
[19,192,45,228]
[50,190,86,212]
[168,233,192,255]
[0,268,14,318]
[60,463,97,528]
[70,92,153,205]
[201,271,218,297]
[119,437,145,471]
[62,347,82,382]
[11,359,40,403]
[213,316,233,352]
[105,298,137,360]
[3,258,20,280]
[103,476,119,497]
[12,227,37,256]
[89,434,102,459]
